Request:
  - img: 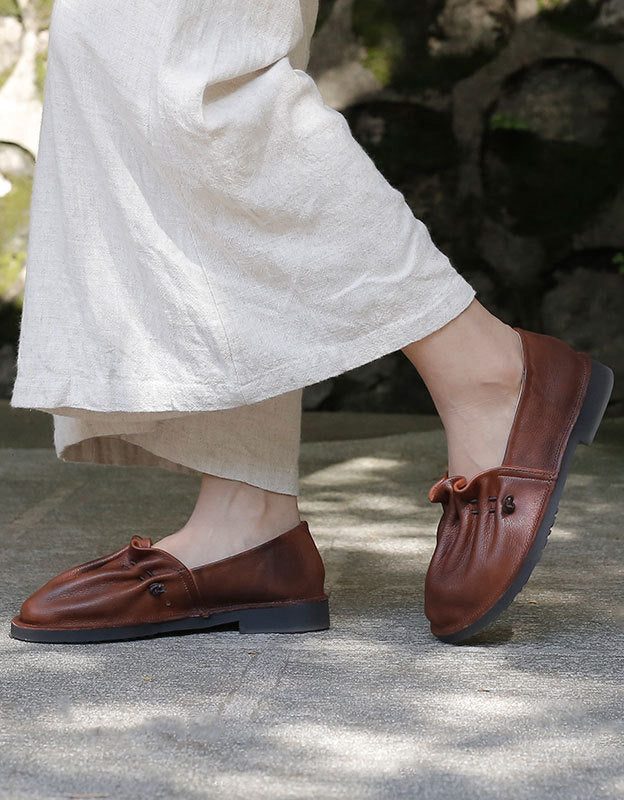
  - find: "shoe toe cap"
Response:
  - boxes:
[424,557,510,638]
[15,571,77,627]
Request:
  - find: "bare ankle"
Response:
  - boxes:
[402,300,523,417]
[153,474,301,568]
[400,301,525,480]
[190,473,300,529]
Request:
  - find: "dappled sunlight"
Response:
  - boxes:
[548,526,579,540]
[271,722,427,775]
[1,427,622,798]
[329,537,432,558]
[302,454,413,489]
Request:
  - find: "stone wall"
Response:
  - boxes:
[302,0,624,414]
[1,0,622,412]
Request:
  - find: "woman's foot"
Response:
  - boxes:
[153,473,301,569]
[424,326,613,642]
[402,299,524,481]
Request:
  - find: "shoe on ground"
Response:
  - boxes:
[11,521,329,643]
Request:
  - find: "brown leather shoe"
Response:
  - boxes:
[425,327,614,644]
[10,520,329,643]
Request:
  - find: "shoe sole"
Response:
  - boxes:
[435,357,615,645]
[10,598,330,644]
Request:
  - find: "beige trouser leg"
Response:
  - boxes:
[53,388,303,496]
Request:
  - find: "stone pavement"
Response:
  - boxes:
[1,410,623,800]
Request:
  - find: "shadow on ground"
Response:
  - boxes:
[0,419,622,799]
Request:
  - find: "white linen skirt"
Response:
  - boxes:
[10,0,476,495]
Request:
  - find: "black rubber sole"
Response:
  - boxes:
[435,357,615,645]
[10,598,330,644]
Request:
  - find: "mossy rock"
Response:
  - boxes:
[352,0,510,91]
[482,59,624,240]
[34,48,47,101]
[31,0,54,30]
[536,0,605,40]
[345,99,465,274]
[1,0,55,29]
[0,250,25,301]
[541,263,624,408]
[345,100,458,186]
[0,172,32,247]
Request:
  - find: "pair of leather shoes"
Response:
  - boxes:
[10,328,613,645]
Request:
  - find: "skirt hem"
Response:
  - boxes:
[11,281,477,415]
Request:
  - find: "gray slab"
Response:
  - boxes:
[1,421,623,800]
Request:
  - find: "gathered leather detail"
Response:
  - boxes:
[425,467,553,634]
[17,538,199,629]
[428,465,553,505]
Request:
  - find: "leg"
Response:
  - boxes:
[149,389,305,568]
[53,389,305,570]
[154,473,301,569]
[402,298,524,482]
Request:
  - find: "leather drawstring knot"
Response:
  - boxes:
[502,494,515,514]
[467,494,515,515]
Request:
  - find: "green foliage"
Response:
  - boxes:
[489,112,531,132]
[537,0,566,11]
[0,174,31,312]
[612,252,624,275]
[352,1,404,87]
[0,250,25,304]
[35,50,47,101]
[32,0,53,29]
[0,174,31,243]
[363,38,403,86]
[352,0,505,92]
[0,0,19,16]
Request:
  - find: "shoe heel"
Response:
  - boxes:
[237,598,330,634]
[575,359,614,446]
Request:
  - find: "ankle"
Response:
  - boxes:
[436,355,523,420]
[153,475,301,568]
[403,302,523,418]
[191,473,300,530]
